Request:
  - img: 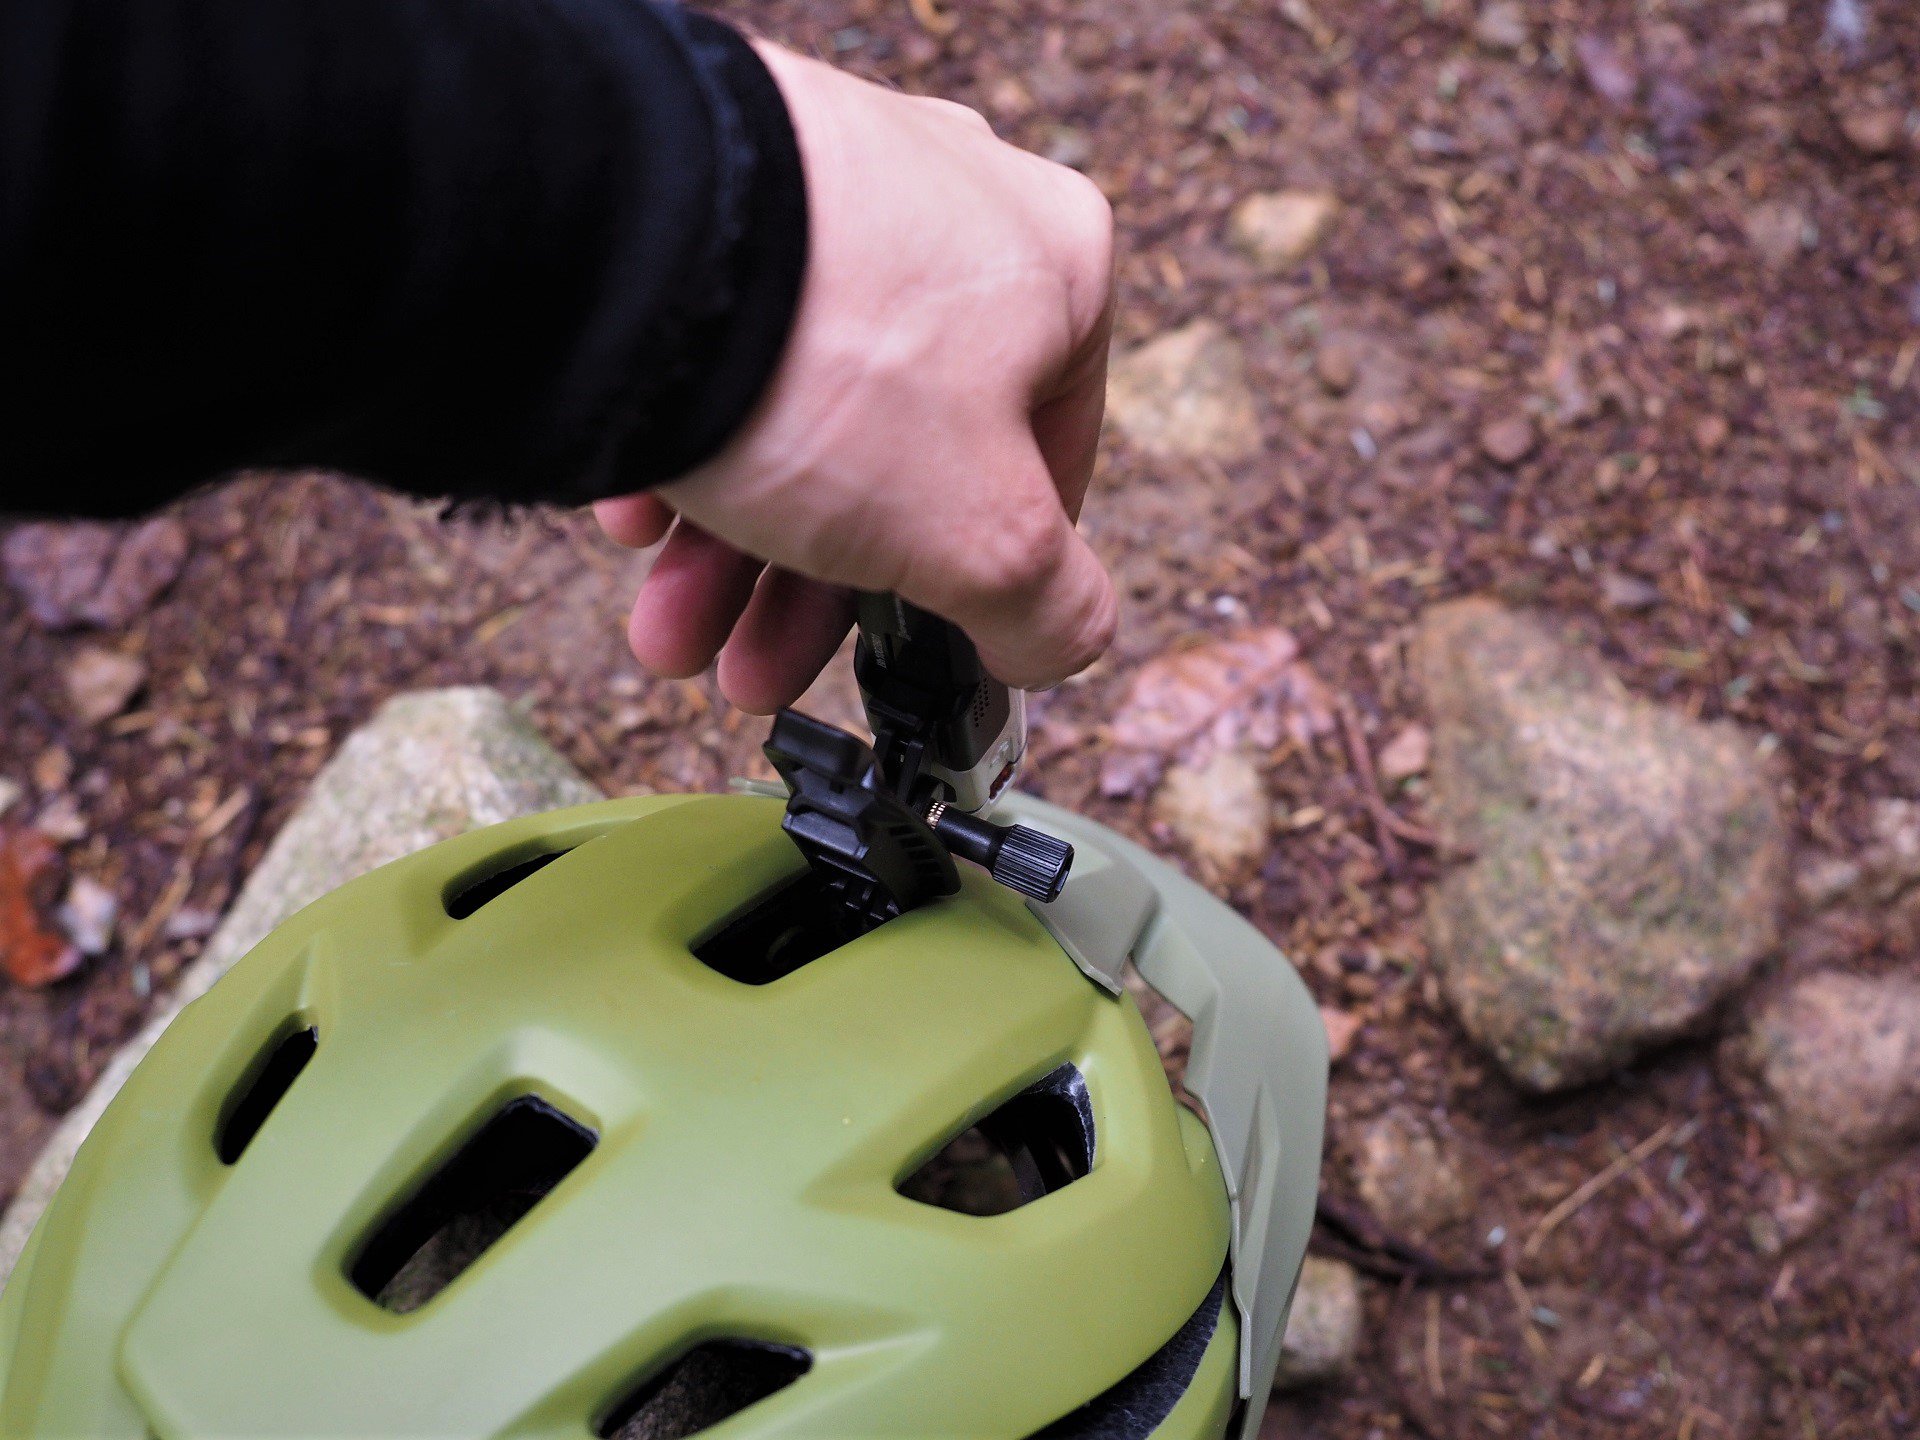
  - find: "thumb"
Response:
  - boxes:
[902,447,1118,690]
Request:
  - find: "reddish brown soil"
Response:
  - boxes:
[3,0,1918,1434]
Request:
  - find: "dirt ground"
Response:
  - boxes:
[3,0,1918,1434]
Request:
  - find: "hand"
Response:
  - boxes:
[596,39,1118,714]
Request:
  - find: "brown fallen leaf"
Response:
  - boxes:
[1103,627,1334,795]
[1321,1005,1364,1062]
[1377,724,1431,784]
[0,824,83,988]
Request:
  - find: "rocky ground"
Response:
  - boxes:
[3,0,1919,1433]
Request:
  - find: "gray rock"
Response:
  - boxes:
[0,687,600,1284]
[1745,971,1920,1176]
[1418,600,1788,1092]
[1273,1255,1362,1389]
[1348,1108,1475,1240]
[1106,320,1262,462]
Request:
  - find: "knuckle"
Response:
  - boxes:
[959,504,1068,606]
[923,95,994,133]
[1049,172,1115,319]
[1061,170,1114,242]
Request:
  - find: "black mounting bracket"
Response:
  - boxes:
[762,598,1074,940]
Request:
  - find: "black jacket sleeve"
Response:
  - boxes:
[0,0,807,518]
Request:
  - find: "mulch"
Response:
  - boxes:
[3,0,1917,1433]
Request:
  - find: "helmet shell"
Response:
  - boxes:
[0,795,1236,1438]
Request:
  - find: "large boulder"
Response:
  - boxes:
[1743,971,1920,1176]
[0,687,600,1283]
[1417,600,1788,1091]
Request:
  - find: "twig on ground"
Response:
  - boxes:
[1524,1117,1700,1258]
[1314,1192,1495,1282]
[1336,694,1404,873]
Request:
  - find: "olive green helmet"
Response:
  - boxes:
[0,792,1324,1438]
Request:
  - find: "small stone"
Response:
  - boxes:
[57,876,118,957]
[0,779,20,822]
[1863,797,1920,898]
[986,75,1033,118]
[1647,75,1708,152]
[1793,852,1861,911]
[62,646,147,725]
[163,906,222,942]
[1106,320,1263,462]
[1152,747,1272,882]
[1695,413,1731,453]
[1600,571,1661,611]
[1377,724,1431,784]
[1479,415,1537,467]
[1744,200,1810,271]
[33,796,86,845]
[1314,343,1358,395]
[1575,32,1638,105]
[1349,1108,1476,1238]
[1227,190,1339,274]
[1273,1256,1362,1389]
[2,523,117,630]
[0,518,188,631]
[1041,126,1092,170]
[1838,103,1906,156]
[31,748,70,795]
[1745,971,1920,1175]
[81,516,190,627]
[1418,600,1788,1091]
[1472,0,1529,53]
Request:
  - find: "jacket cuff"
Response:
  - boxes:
[615,11,808,487]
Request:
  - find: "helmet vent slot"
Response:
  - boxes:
[595,1339,812,1440]
[899,1063,1094,1216]
[348,1095,596,1313]
[692,873,846,985]
[216,1022,318,1165]
[443,846,571,919]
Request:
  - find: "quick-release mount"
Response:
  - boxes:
[764,594,1073,936]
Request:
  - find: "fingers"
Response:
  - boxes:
[717,570,857,714]
[594,493,675,549]
[904,447,1118,691]
[625,521,764,678]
